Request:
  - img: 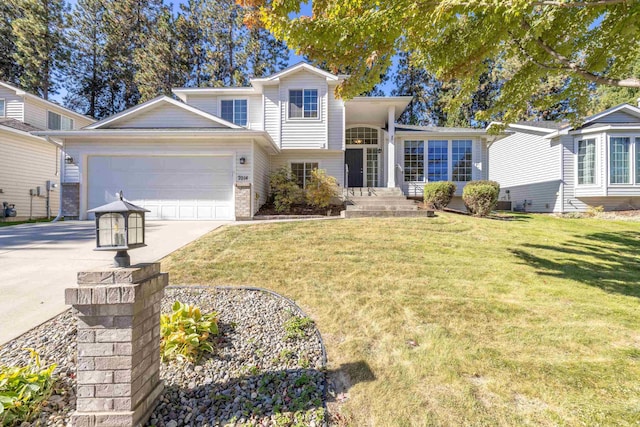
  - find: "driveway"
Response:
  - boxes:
[0,220,228,344]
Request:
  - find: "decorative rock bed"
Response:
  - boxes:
[0,287,327,427]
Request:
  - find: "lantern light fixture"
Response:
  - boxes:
[87,191,149,268]
[239,156,246,165]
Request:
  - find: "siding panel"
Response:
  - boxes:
[109,103,224,128]
[264,87,280,147]
[270,150,344,187]
[253,144,270,213]
[0,87,24,121]
[279,71,327,149]
[327,86,344,150]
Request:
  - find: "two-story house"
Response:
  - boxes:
[38,63,491,220]
[0,81,94,220]
[489,102,640,212]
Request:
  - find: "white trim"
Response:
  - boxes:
[219,97,249,127]
[251,62,339,83]
[507,123,557,134]
[0,124,53,143]
[86,96,241,130]
[47,110,74,131]
[289,160,322,188]
[607,134,636,187]
[574,136,599,188]
[583,103,640,125]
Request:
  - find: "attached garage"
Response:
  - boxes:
[87,155,234,220]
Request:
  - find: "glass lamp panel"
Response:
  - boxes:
[98,213,125,247]
[128,213,143,245]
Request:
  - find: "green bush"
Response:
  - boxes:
[0,349,56,426]
[462,180,500,217]
[423,181,456,210]
[269,167,305,213]
[160,301,219,363]
[283,315,315,340]
[306,169,339,209]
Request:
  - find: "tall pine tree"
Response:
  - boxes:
[0,3,20,83]
[11,0,67,100]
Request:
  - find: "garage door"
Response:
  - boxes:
[88,156,234,220]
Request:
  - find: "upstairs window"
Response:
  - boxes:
[0,99,5,117]
[577,139,596,185]
[289,89,318,119]
[48,111,73,130]
[291,162,318,188]
[452,140,473,182]
[220,99,247,126]
[610,137,630,184]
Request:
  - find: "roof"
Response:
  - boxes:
[85,96,240,130]
[514,121,569,131]
[345,97,412,125]
[0,118,43,132]
[544,103,640,139]
[0,80,95,123]
[251,62,344,83]
[87,197,149,214]
[395,124,487,135]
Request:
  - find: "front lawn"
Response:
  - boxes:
[163,213,640,425]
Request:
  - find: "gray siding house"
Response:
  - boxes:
[489,103,640,212]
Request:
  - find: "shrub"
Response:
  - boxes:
[283,315,315,340]
[462,180,500,216]
[306,169,339,209]
[269,167,305,213]
[423,181,456,210]
[0,349,56,426]
[160,301,219,363]
[585,205,605,218]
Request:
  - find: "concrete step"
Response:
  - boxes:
[343,210,435,218]
[346,205,419,211]
[344,188,404,197]
[347,199,419,206]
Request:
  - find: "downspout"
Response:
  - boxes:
[47,136,65,222]
[559,137,564,213]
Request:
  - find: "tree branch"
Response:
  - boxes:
[531,0,629,7]
[521,19,640,88]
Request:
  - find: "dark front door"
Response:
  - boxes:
[345,148,364,187]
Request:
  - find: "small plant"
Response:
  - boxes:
[423,181,456,210]
[306,168,339,210]
[284,315,314,340]
[585,205,605,218]
[269,167,305,213]
[160,301,219,362]
[462,180,500,217]
[0,349,56,426]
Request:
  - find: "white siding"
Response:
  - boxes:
[108,103,224,128]
[574,196,640,211]
[264,87,280,147]
[327,85,344,150]
[279,70,327,149]
[185,95,217,116]
[184,94,262,130]
[248,95,263,130]
[270,150,344,186]
[64,138,254,219]
[0,86,24,121]
[592,111,639,124]
[23,98,92,130]
[253,144,270,214]
[0,132,59,219]
[502,180,562,212]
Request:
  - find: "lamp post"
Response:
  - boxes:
[87,191,149,267]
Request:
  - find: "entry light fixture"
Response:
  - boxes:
[65,155,74,164]
[239,157,246,165]
[87,191,149,268]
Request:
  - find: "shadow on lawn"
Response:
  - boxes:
[152,361,375,425]
[510,231,640,298]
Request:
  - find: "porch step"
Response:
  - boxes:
[347,198,419,205]
[343,210,435,218]
[344,187,404,197]
[346,205,419,211]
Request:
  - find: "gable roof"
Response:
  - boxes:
[85,96,241,130]
[250,62,345,85]
[544,103,640,139]
[0,81,95,123]
[0,118,43,133]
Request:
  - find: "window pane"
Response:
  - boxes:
[234,100,247,126]
[366,148,379,186]
[610,137,630,184]
[577,139,596,185]
[346,127,378,145]
[452,140,472,182]
[61,116,74,130]
[404,140,424,182]
[289,90,303,118]
[428,140,448,182]
[291,163,305,187]
[0,99,5,117]
[221,100,234,123]
[303,89,318,118]
[637,138,640,184]
[48,111,61,130]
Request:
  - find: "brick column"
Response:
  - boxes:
[62,183,80,219]
[65,263,168,427]
[235,183,252,220]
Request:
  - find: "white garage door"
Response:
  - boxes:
[88,156,234,220]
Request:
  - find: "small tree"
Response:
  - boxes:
[306,168,339,210]
[423,181,456,210]
[269,166,304,213]
[462,180,500,217]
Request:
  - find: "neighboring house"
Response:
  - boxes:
[0,81,94,221]
[489,103,640,212]
[37,63,492,220]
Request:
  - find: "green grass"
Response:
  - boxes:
[163,213,640,426]
[0,218,53,227]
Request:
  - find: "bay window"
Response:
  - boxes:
[577,139,596,185]
[427,140,448,182]
[403,139,475,182]
[404,140,424,182]
[452,140,473,182]
[610,137,631,184]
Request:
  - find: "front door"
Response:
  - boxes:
[345,148,364,187]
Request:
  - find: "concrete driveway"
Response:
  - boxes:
[0,220,228,344]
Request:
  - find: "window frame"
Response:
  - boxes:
[401,138,476,183]
[288,88,320,120]
[404,140,425,182]
[0,98,5,117]
[290,161,320,188]
[451,139,473,182]
[219,98,248,127]
[575,138,598,187]
[47,110,74,130]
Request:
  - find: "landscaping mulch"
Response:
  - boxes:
[255,203,344,217]
[0,287,326,427]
